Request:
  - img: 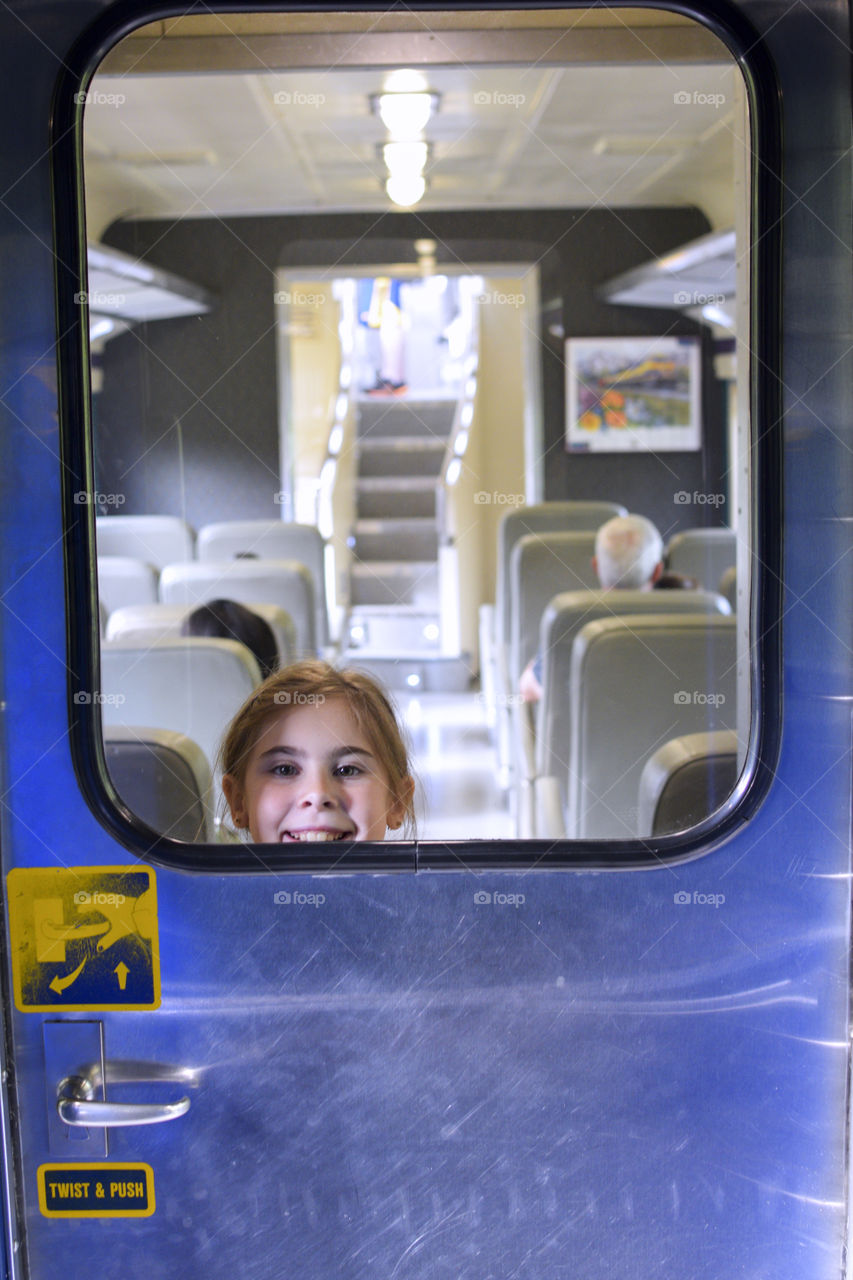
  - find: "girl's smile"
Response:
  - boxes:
[223,696,408,843]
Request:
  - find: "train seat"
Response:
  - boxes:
[665,527,736,591]
[495,500,627,658]
[519,588,731,837]
[100,637,262,783]
[509,532,600,688]
[536,613,737,840]
[97,555,159,615]
[636,730,740,837]
[103,724,214,843]
[95,514,195,568]
[488,500,626,780]
[158,559,316,657]
[196,520,328,647]
[105,601,296,669]
[505,532,596,830]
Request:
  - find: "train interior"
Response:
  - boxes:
[82,7,750,844]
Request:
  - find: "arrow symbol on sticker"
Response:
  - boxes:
[114,961,130,990]
[49,957,86,995]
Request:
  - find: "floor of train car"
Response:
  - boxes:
[395,690,513,840]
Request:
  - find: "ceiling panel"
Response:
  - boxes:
[84,54,738,230]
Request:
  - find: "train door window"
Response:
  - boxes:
[66,6,773,857]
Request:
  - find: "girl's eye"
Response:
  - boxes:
[335,763,362,778]
[271,763,298,777]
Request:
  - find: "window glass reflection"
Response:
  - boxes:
[85,9,749,845]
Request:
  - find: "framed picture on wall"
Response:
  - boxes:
[565,335,701,452]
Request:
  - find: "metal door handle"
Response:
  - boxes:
[56,1070,191,1127]
[57,1095,190,1127]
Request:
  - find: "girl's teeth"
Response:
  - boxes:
[297,831,338,842]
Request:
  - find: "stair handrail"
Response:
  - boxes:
[437,344,481,545]
[311,290,358,642]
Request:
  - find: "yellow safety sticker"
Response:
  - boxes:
[38,1163,155,1217]
[7,866,160,1011]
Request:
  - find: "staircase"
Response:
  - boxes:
[344,397,472,691]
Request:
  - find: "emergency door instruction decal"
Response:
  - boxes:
[38,1163,155,1217]
[7,866,160,1011]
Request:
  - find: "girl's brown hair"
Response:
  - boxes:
[218,659,416,835]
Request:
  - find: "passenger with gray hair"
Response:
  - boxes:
[519,513,664,702]
[593,514,664,590]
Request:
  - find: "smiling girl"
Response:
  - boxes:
[220,660,416,843]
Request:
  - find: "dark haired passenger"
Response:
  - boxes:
[181,599,279,680]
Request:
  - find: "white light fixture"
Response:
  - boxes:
[701,303,735,330]
[445,457,462,486]
[384,69,429,94]
[386,174,426,207]
[328,421,344,454]
[383,141,429,177]
[376,92,435,138]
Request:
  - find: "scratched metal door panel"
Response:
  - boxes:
[16,854,852,1279]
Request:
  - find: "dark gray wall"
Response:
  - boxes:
[97,207,725,539]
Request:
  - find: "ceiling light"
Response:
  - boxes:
[383,141,428,177]
[386,174,426,207]
[384,69,429,94]
[372,92,437,139]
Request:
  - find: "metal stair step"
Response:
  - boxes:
[356,477,437,517]
[357,436,447,451]
[356,399,456,439]
[346,605,442,652]
[338,652,474,693]
[350,561,438,607]
[357,444,445,479]
[354,518,438,562]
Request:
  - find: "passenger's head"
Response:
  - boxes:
[594,515,663,590]
[220,660,415,844]
[181,599,279,680]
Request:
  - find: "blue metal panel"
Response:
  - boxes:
[0,2,850,1279]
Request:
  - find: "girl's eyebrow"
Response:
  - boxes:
[256,744,376,761]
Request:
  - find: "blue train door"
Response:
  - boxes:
[1,1,851,1278]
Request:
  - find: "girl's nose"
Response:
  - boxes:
[297,770,336,807]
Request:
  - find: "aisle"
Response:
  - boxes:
[395,691,513,840]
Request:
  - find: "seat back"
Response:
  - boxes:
[509,532,598,686]
[566,614,737,838]
[105,602,296,669]
[537,588,732,781]
[97,556,158,616]
[495,501,626,650]
[665,527,736,591]
[637,730,740,837]
[100,637,261,780]
[96,514,194,568]
[103,725,214,842]
[158,559,316,656]
[196,521,328,645]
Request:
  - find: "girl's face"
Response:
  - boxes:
[223,696,410,843]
